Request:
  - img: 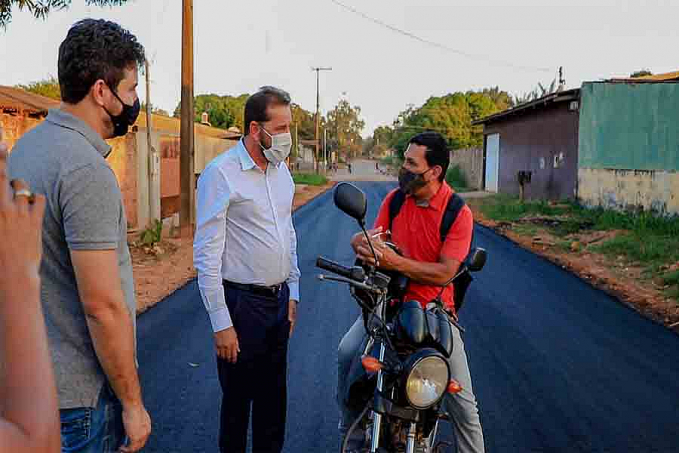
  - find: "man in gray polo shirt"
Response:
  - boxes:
[8,19,151,453]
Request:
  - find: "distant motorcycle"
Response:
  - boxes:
[317,183,487,453]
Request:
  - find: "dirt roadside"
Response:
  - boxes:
[464,197,679,334]
[130,181,336,314]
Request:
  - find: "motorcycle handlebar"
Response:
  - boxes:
[316,257,354,280]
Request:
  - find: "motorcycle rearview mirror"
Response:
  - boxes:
[333,182,381,269]
[333,182,367,226]
[467,248,487,272]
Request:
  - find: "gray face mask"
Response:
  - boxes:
[260,127,292,166]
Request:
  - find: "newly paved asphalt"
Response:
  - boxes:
[138,169,679,452]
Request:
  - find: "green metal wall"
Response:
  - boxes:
[578,82,679,171]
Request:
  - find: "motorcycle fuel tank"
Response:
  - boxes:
[395,301,454,358]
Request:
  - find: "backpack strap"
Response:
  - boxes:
[388,189,407,233]
[440,193,466,243]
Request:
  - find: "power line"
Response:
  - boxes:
[329,0,551,73]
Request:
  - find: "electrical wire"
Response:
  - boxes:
[329,0,551,73]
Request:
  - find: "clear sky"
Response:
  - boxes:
[1,0,677,135]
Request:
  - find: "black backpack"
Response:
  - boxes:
[387,189,474,312]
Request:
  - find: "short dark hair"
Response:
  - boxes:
[409,132,449,182]
[58,19,145,104]
[243,86,291,136]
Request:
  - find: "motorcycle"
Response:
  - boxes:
[316,182,487,453]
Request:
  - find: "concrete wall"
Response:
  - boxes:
[484,102,579,200]
[157,132,238,220]
[578,82,679,215]
[107,134,139,229]
[449,147,483,189]
[578,168,679,214]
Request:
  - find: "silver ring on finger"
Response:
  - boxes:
[13,188,33,200]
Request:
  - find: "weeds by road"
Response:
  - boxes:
[466,194,679,329]
[292,173,329,186]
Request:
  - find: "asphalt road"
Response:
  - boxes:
[137,180,679,452]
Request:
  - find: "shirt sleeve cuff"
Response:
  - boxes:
[209,307,233,332]
[287,280,300,303]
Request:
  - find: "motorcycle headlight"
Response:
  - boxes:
[404,351,450,410]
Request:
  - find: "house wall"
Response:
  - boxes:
[2,106,240,229]
[578,82,679,215]
[0,113,43,150]
[449,147,483,190]
[158,132,238,220]
[107,134,139,229]
[484,102,579,200]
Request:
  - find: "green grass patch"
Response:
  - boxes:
[592,232,679,269]
[475,195,679,298]
[661,269,679,286]
[512,224,539,237]
[292,173,328,186]
[477,194,569,222]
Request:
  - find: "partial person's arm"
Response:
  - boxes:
[354,196,474,286]
[0,145,60,453]
[193,166,239,362]
[62,165,150,453]
[286,208,301,334]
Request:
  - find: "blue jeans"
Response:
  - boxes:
[60,384,126,453]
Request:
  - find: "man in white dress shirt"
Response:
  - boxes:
[193,86,300,453]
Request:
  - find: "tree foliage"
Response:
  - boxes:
[381,88,511,158]
[512,78,558,106]
[630,69,653,78]
[174,94,249,131]
[325,99,365,160]
[16,76,61,100]
[1,0,129,28]
[140,102,169,117]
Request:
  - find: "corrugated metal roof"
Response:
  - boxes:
[473,88,580,125]
[0,85,60,114]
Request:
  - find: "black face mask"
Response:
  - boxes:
[104,87,140,138]
[398,166,433,194]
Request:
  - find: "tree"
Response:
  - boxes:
[512,77,558,106]
[1,0,129,28]
[325,99,365,161]
[290,103,315,158]
[630,69,653,78]
[16,76,61,100]
[174,93,249,131]
[385,89,508,158]
[140,102,169,117]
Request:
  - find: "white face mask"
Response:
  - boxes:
[260,127,292,166]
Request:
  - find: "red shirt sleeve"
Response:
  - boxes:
[373,189,398,231]
[441,205,474,262]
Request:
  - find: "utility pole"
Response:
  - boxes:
[323,127,327,174]
[312,67,331,172]
[144,59,160,226]
[180,0,195,238]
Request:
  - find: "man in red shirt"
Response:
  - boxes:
[338,132,485,452]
